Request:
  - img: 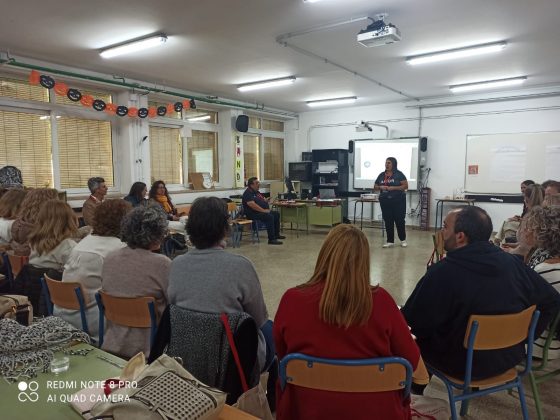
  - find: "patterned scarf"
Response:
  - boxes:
[155,194,173,214]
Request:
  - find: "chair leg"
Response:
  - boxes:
[442,382,458,420]
[517,383,530,420]
[459,390,471,416]
[529,373,544,420]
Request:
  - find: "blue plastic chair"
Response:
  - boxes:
[251,219,268,243]
[41,274,90,335]
[427,306,540,420]
[279,353,412,398]
[95,291,157,350]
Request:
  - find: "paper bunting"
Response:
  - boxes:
[29,71,197,119]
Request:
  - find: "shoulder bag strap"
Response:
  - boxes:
[220,313,249,392]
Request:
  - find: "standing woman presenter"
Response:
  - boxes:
[374,157,408,248]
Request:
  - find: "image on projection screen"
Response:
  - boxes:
[353,139,419,190]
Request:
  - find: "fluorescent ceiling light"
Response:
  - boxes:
[100,34,168,58]
[237,76,296,92]
[407,41,507,65]
[303,0,323,2]
[306,96,357,107]
[39,115,60,120]
[187,115,211,122]
[450,76,527,93]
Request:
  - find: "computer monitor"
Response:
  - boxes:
[319,188,336,199]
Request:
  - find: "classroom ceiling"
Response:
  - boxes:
[1,0,559,113]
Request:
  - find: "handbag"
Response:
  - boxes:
[0,294,33,325]
[220,313,274,420]
[89,353,226,420]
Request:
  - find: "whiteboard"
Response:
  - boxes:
[353,138,420,190]
[465,132,560,194]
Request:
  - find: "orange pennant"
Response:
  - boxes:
[29,70,40,85]
[128,107,138,117]
[148,107,157,118]
[80,94,94,107]
[166,103,174,114]
[53,82,69,96]
[105,103,117,115]
[182,99,191,110]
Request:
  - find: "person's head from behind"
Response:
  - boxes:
[92,199,132,237]
[524,184,545,210]
[149,180,169,199]
[187,197,230,249]
[247,177,260,192]
[304,224,373,328]
[28,200,78,255]
[87,177,107,198]
[120,205,168,251]
[524,206,560,257]
[442,206,492,251]
[17,188,59,223]
[0,189,28,220]
[128,182,147,201]
[545,181,560,197]
[521,179,535,194]
[385,157,398,172]
[543,193,560,207]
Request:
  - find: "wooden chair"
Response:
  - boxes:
[41,274,90,335]
[2,252,29,290]
[279,353,412,397]
[95,291,157,350]
[427,305,540,420]
[529,309,560,420]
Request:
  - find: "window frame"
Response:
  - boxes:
[0,88,119,194]
[245,115,286,182]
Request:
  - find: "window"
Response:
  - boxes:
[262,118,284,132]
[248,116,261,130]
[148,100,181,119]
[263,137,284,180]
[149,126,182,184]
[0,75,117,191]
[187,130,219,182]
[184,108,218,124]
[0,77,49,103]
[0,110,53,187]
[57,117,114,189]
[243,135,259,179]
[55,89,112,107]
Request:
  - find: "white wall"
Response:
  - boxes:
[286,93,560,229]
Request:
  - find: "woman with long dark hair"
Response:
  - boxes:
[149,180,179,221]
[374,157,409,248]
[124,182,148,207]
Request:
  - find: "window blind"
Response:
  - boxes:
[0,77,49,102]
[263,137,284,180]
[149,126,182,184]
[0,110,53,187]
[243,135,259,179]
[57,117,114,189]
[188,130,219,182]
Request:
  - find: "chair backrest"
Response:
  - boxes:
[43,274,85,310]
[7,253,29,278]
[432,231,445,260]
[279,353,412,398]
[464,305,537,350]
[96,290,156,328]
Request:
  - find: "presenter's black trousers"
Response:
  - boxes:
[379,196,406,243]
[249,210,280,241]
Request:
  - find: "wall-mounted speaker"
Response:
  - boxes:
[235,115,249,132]
[420,137,428,152]
[348,140,354,154]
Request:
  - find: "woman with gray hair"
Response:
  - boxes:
[100,205,171,358]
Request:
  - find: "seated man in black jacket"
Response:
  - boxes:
[242,177,285,245]
[402,206,560,380]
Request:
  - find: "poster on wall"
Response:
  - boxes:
[234,134,244,188]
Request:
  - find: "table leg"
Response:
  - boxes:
[296,207,299,238]
[360,201,365,230]
[353,200,357,226]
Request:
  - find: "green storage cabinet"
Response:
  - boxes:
[307,205,342,226]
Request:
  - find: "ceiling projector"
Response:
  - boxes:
[357,14,401,47]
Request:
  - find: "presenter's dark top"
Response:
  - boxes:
[375,170,407,199]
[242,187,269,218]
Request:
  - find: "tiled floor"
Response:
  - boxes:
[231,224,560,419]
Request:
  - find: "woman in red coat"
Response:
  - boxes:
[273,224,420,420]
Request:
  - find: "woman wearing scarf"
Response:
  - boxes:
[149,180,179,221]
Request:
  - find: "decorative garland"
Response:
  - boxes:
[29,70,196,119]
